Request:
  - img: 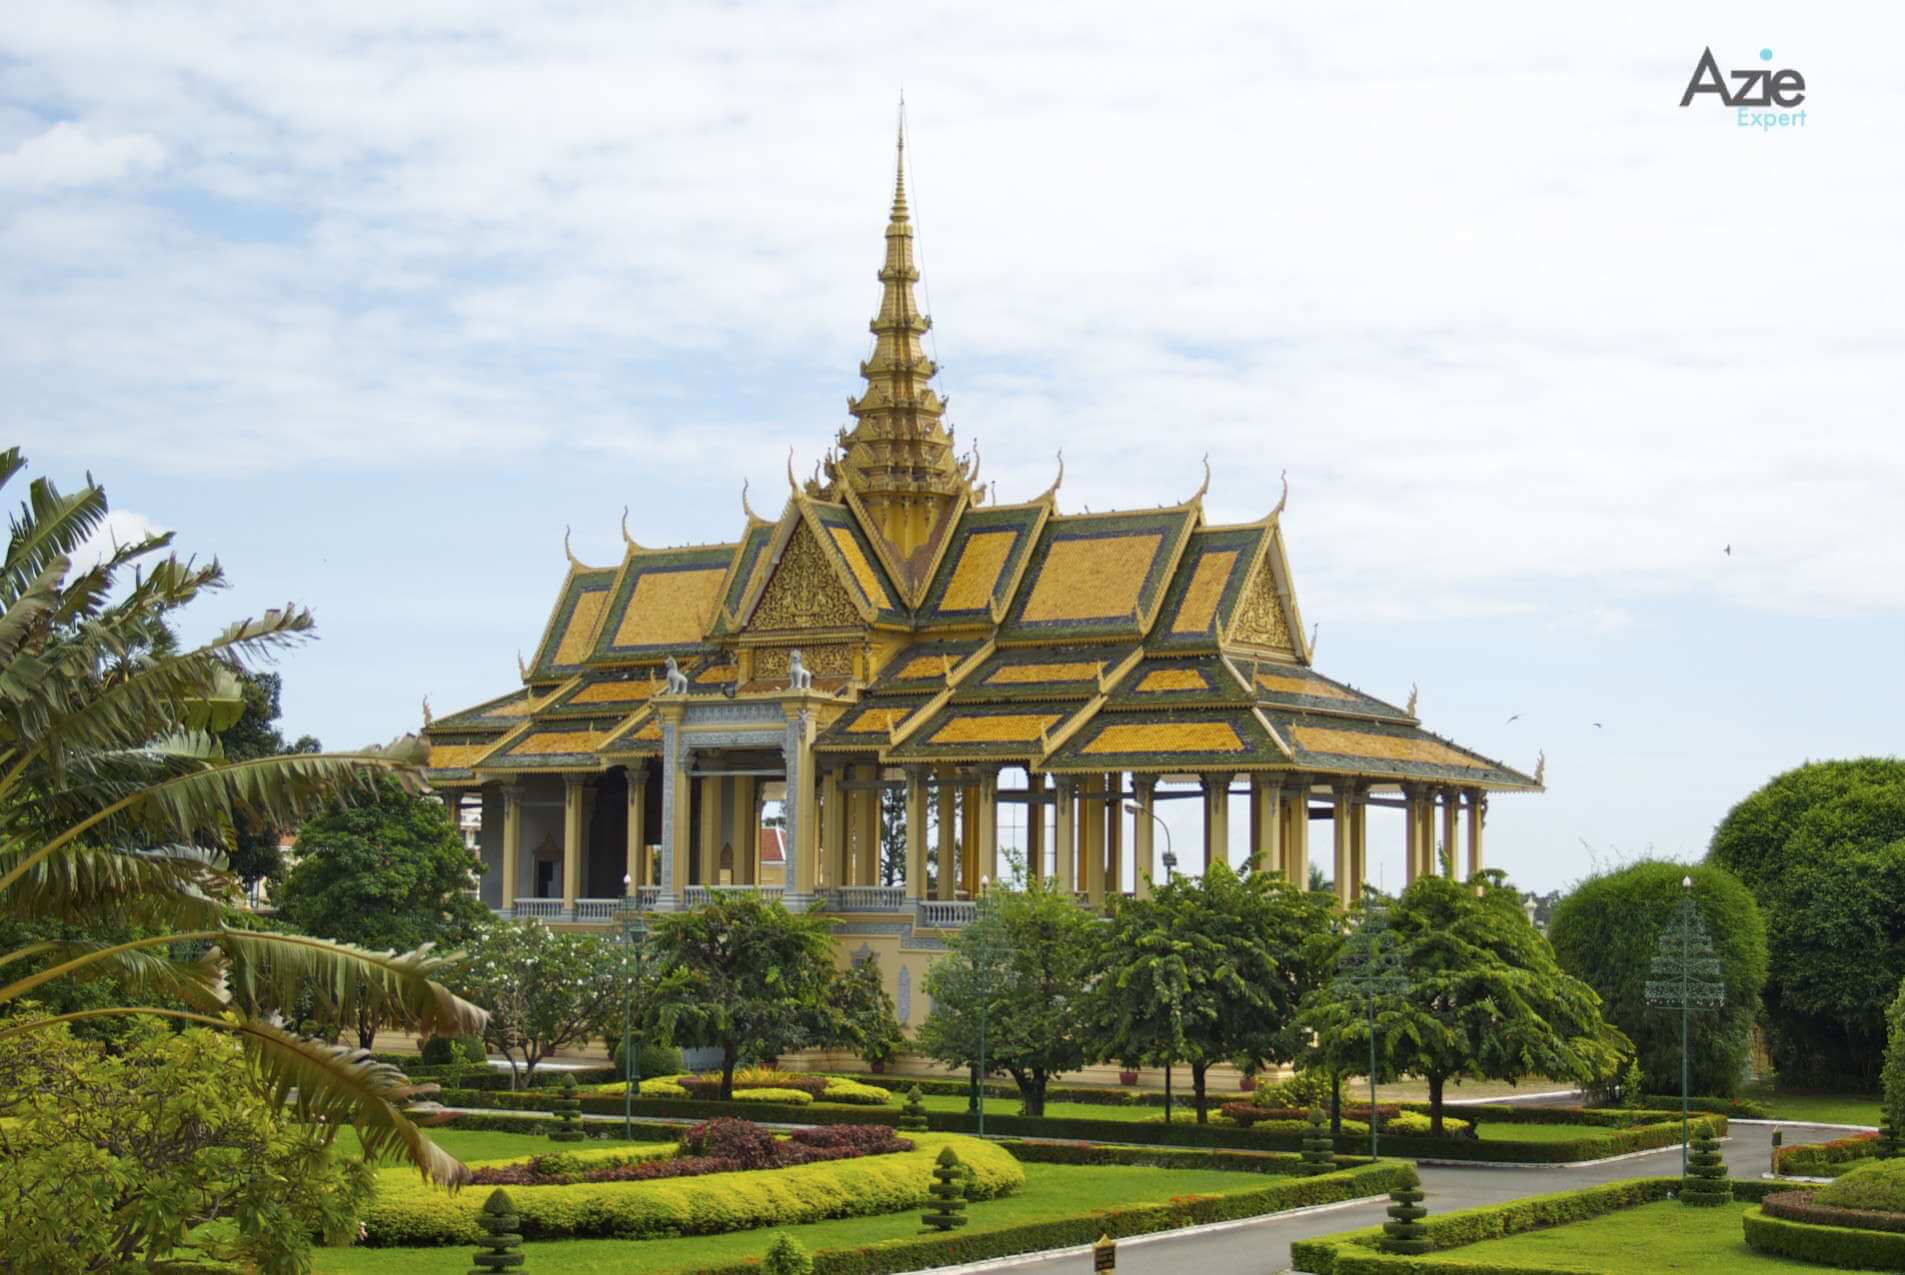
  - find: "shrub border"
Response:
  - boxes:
[1774,1131,1879,1177]
[1743,1204,1905,1270]
[1290,1176,1781,1274]
[1761,1189,1905,1236]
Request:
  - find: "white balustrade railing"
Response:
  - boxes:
[825,885,908,913]
[511,898,563,919]
[572,898,626,922]
[681,885,787,908]
[916,900,977,929]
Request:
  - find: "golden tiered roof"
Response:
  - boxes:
[421,137,1539,796]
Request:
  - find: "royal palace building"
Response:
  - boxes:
[419,138,1540,1029]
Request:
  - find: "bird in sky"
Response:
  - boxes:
[1593,722,1604,729]
[1724,544,1732,556]
[1506,713,1522,724]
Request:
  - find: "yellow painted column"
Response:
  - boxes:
[1332,782,1353,907]
[626,774,647,893]
[562,776,594,912]
[1350,783,1368,900]
[1132,776,1156,899]
[1253,775,1283,876]
[1025,770,1045,879]
[1285,779,1310,890]
[1466,789,1486,881]
[1203,773,1234,874]
[905,767,929,900]
[501,783,523,911]
[789,723,818,900]
[1053,777,1076,894]
[977,768,1000,889]
[1402,784,1420,886]
[723,777,754,884]
[666,737,691,899]
[960,782,979,896]
[936,769,958,901]
[1105,773,1123,898]
[819,767,842,888]
[698,774,722,887]
[1081,773,1105,905]
[1440,787,1460,880]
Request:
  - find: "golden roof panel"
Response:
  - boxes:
[1149,524,1272,651]
[476,719,620,772]
[1000,507,1196,643]
[1245,661,1412,723]
[428,687,544,733]
[1256,709,1538,789]
[1042,705,1290,774]
[867,639,988,695]
[526,566,618,683]
[885,700,1094,763]
[1105,655,1253,708]
[815,696,928,751]
[587,544,735,663]
[916,503,1048,626]
[600,707,664,756]
[539,669,668,718]
[805,501,907,624]
[954,643,1140,701]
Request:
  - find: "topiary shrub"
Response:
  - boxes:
[1682,1128,1730,1205]
[1818,1156,1905,1213]
[761,1233,813,1275]
[421,1035,459,1067]
[899,1085,929,1131]
[612,1038,684,1080]
[733,1087,815,1106]
[922,1146,970,1231]
[467,1188,523,1273]
[820,1078,895,1106]
[549,1075,584,1142]
[1883,977,1905,1160]
[1301,1106,1334,1172]
[1255,1069,1335,1110]
[1620,1057,1646,1110]
[1380,1166,1430,1255]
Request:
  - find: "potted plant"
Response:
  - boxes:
[1118,1061,1140,1086]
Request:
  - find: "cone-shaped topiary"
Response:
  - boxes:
[549,1074,584,1142]
[899,1085,929,1131]
[1681,1127,1730,1205]
[468,1188,525,1273]
[761,1232,813,1275]
[1380,1168,1431,1255]
[1301,1105,1335,1172]
[922,1146,970,1231]
[1880,1114,1898,1161]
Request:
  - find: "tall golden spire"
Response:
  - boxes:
[811,101,979,579]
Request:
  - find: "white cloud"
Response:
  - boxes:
[72,508,167,572]
[0,120,163,190]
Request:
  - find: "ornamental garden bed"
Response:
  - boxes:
[1293,1176,1798,1273]
[316,1135,1411,1275]
[1772,1130,1880,1178]
[1744,1160,1905,1268]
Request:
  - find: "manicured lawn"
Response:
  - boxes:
[335,1126,661,1166]
[1473,1121,1613,1144]
[313,1161,1266,1275]
[1419,1199,1808,1270]
[1742,1082,1879,1127]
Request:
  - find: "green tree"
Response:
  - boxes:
[280,780,490,1047]
[1707,759,1905,1087]
[1090,863,1336,1122]
[0,1016,375,1274]
[837,953,905,1067]
[451,919,626,1082]
[918,879,1096,1116]
[1548,860,1766,1097]
[216,668,322,889]
[0,447,483,1187]
[646,893,839,1098]
[1315,875,1627,1134]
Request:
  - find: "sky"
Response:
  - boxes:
[8,2,1903,894]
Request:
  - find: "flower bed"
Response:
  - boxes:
[468,1120,911,1187]
[361,1131,1020,1246]
[1776,1131,1881,1178]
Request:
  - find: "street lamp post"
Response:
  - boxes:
[1646,876,1725,1175]
[1331,904,1411,1162]
[619,873,648,1141]
[1123,803,1176,884]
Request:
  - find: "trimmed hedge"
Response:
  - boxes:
[735,1087,815,1106]
[1639,1093,1773,1120]
[1744,1205,1905,1269]
[1777,1131,1879,1177]
[1292,1176,1782,1274]
[362,1132,1022,1246]
[681,1159,1414,1275]
[999,1139,1367,1176]
[432,1089,1720,1163]
[1763,1188,1905,1236]
[417,1111,685,1141]
[823,1079,897,1106]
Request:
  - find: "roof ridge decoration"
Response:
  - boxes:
[620,508,643,551]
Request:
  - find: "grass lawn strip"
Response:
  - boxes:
[1741,1083,1880,1128]
[317,1159,1379,1275]
[1417,1199,1805,1271]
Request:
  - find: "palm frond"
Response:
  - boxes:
[0,842,230,930]
[0,553,67,668]
[3,473,107,608]
[1,751,408,896]
[215,930,486,1040]
[47,528,175,629]
[0,933,229,1011]
[0,1007,470,1187]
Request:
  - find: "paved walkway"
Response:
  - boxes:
[976,1122,1841,1275]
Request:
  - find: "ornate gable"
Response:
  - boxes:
[1227,532,1303,661]
[747,521,865,635]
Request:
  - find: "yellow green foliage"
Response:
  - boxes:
[819,1079,894,1106]
[733,1087,814,1105]
[361,1133,1023,1246]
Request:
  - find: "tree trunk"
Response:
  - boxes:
[1330,1072,1343,1137]
[1015,1069,1046,1117]
[721,1044,738,1101]
[1428,1073,1445,1136]
[1191,1061,1210,1124]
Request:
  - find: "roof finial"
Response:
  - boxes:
[786,447,799,496]
[1037,449,1065,504]
[621,506,643,551]
[1188,454,1211,505]
[1308,622,1320,656]
[1534,750,1547,786]
[1270,469,1289,520]
[893,91,908,220]
[1406,683,1419,717]
[516,649,529,680]
[421,695,433,727]
[742,479,762,523]
[564,525,584,570]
